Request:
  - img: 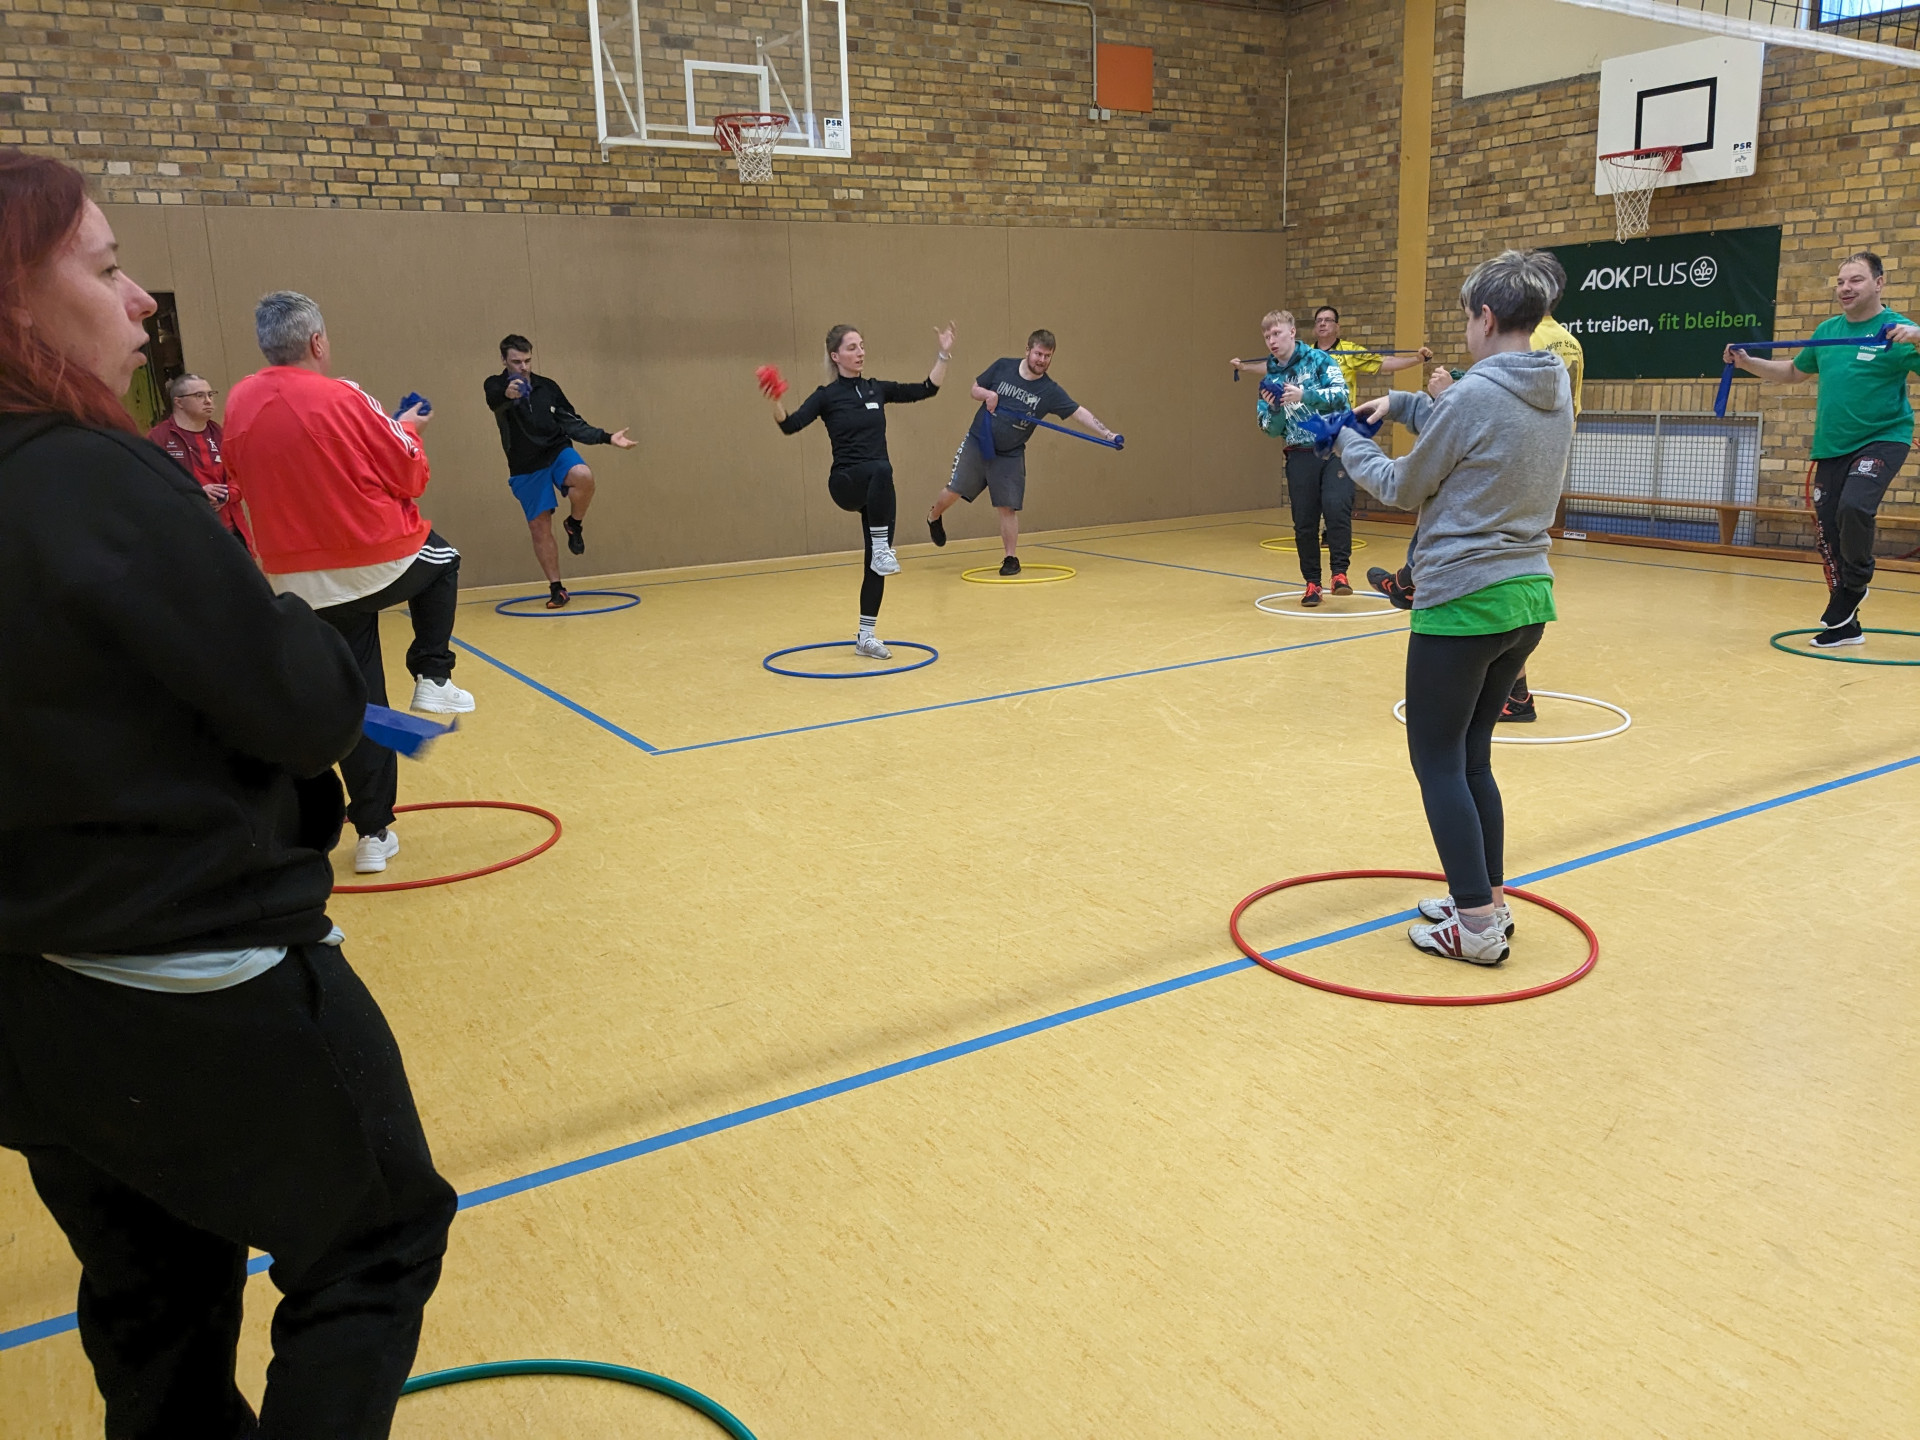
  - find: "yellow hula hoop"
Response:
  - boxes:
[1260,536,1369,553]
[960,564,1077,584]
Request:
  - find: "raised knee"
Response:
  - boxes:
[567,465,595,489]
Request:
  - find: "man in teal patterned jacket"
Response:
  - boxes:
[1232,309,1352,605]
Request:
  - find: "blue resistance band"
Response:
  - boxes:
[362,703,454,758]
[1714,323,1895,415]
[1233,347,1428,382]
[972,406,1123,453]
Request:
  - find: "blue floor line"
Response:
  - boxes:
[449,638,660,753]
[8,747,1917,1358]
[454,517,1274,605]
[646,629,1405,755]
[452,628,1404,760]
[1035,541,1295,586]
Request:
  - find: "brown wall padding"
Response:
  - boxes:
[107,205,1284,587]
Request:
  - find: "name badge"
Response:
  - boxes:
[865,402,880,409]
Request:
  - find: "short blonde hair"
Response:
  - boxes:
[1261,309,1295,331]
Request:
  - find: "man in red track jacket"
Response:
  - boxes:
[146,372,247,544]
[226,291,473,876]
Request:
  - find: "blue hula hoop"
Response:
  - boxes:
[763,640,939,678]
[495,589,642,617]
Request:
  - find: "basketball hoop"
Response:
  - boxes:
[714,112,790,184]
[1599,146,1682,241]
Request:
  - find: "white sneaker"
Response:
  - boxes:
[1409,913,1509,966]
[411,675,474,714]
[853,633,892,660]
[1417,895,1515,938]
[354,829,399,874]
[869,543,901,576]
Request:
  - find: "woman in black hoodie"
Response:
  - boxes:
[0,150,454,1439]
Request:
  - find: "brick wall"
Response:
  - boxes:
[1288,0,1920,554]
[0,0,1290,226]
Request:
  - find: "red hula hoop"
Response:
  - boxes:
[333,800,562,895]
[1228,868,1599,1007]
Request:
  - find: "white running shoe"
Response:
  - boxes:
[411,675,475,714]
[354,829,400,874]
[1409,913,1509,966]
[853,633,892,660]
[869,543,901,576]
[1417,895,1515,938]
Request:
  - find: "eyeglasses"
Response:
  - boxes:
[176,390,217,401]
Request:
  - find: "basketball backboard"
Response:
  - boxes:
[589,0,852,158]
[1595,35,1764,194]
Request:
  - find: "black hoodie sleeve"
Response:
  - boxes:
[46,429,366,776]
[547,382,613,447]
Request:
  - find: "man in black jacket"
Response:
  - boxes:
[484,333,636,608]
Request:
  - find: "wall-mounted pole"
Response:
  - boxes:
[1028,0,1102,119]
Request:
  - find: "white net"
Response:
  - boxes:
[1600,147,1680,240]
[715,113,789,185]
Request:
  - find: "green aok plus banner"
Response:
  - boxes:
[1546,226,1781,380]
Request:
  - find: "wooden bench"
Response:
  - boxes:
[1556,491,1920,548]
[1352,494,1920,573]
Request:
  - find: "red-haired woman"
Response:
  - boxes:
[0,149,454,1438]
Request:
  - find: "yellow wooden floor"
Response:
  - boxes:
[6,511,1919,1437]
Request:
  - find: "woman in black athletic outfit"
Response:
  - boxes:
[770,322,954,658]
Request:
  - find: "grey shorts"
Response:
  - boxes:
[946,432,1028,510]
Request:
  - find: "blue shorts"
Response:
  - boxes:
[508,447,587,522]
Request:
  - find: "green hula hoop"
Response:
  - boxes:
[400,1358,758,1438]
[1768,627,1920,666]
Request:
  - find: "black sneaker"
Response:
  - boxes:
[1810,618,1865,649]
[1498,694,1537,723]
[1366,566,1414,611]
[564,516,585,555]
[929,515,947,547]
[545,581,570,609]
[999,555,1021,576]
[1819,585,1866,629]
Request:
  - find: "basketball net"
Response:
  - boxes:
[1599,146,1681,241]
[714,113,789,185]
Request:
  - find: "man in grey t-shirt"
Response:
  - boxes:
[925,329,1117,576]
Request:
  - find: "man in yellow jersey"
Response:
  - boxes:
[1312,306,1432,401]
[1732,251,1920,647]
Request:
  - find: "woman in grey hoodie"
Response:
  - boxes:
[1332,250,1574,966]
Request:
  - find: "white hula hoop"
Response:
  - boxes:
[1255,589,1403,620]
[1391,690,1633,745]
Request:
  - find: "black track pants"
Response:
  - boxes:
[1811,441,1908,593]
[829,462,897,616]
[1403,624,1545,909]
[1284,447,1355,584]
[313,534,460,837]
[0,944,456,1440]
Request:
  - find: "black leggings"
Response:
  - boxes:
[828,462,896,616]
[1403,624,1544,909]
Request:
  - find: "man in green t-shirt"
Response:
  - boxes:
[1726,251,1920,648]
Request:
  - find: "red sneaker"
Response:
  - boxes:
[1330,572,1353,595]
[1301,581,1323,608]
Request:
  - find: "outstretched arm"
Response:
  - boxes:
[1379,347,1432,374]
[1067,405,1118,443]
[928,321,956,388]
[1723,345,1808,384]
